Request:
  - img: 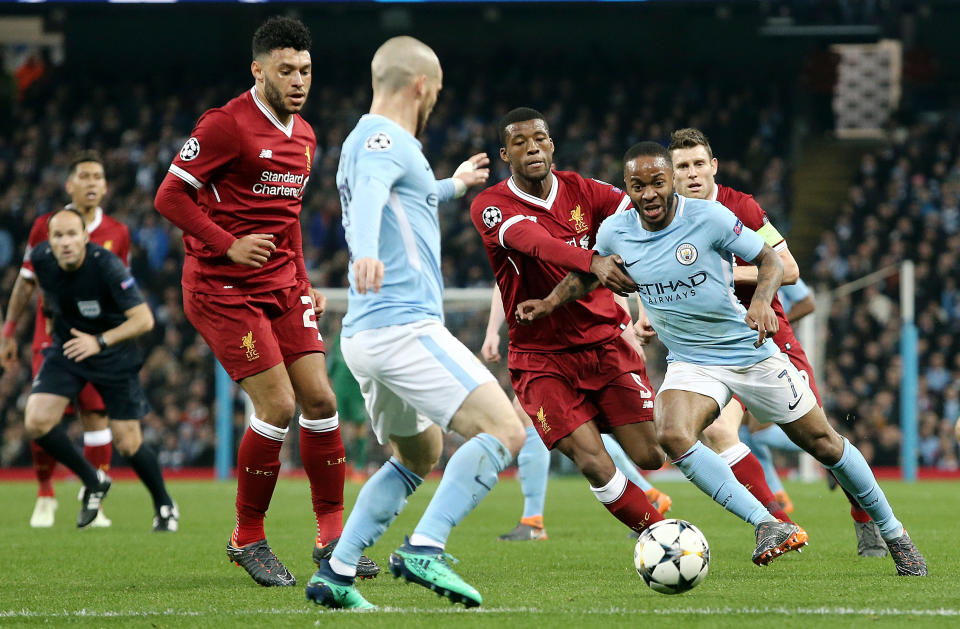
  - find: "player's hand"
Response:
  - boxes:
[63,328,101,363]
[589,254,636,296]
[515,299,555,324]
[353,257,384,294]
[0,336,18,368]
[452,153,491,189]
[745,303,779,348]
[481,332,501,362]
[308,287,327,318]
[227,234,276,268]
[634,314,657,346]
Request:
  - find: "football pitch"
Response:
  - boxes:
[3,475,957,628]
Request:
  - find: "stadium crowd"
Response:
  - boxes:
[2,52,954,474]
[812,110,960,470]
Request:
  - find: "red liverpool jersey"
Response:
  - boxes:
[715,184,791,327]
[167,87,316,295]
[20,207,130,354]
[471,170,632,354]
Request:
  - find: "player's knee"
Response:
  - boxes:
[579,454,617,488]
[808,431,844,466]
[257,396,298,426]
[397,452,439,478]
[111,422,143,456]
[492,417,526,457]
[24,413,55,439]
[657,423,695,460]
[634,446,665,471]
[299,394,338,422]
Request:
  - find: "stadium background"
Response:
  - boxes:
[0,0,958,482]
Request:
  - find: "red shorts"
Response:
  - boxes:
[509,336,655,449]
[183,280,325,381]
[32,352,105,415]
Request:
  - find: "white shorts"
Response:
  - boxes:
[658,352,817,425]
[340,319,496,444]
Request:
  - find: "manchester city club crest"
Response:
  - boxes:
[676,243,698,265]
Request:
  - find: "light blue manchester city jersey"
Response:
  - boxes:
[777,277,811,314]
[595,195,778,366]
[337,114,456,335]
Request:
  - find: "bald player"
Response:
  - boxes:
[305,36,525,610]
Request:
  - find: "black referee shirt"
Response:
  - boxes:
[30,242,146,371]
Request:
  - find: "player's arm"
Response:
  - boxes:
[726,196,798,286]
[632,297,657,346]
[483,210,635,293]
[734,245,799,286]
[481,285,506,362]
[63,303,154,363]
[346,139,408,294]
[286,220,326,316]
[744,243,783,345]
[515,271,598,323]
[64,255,154,362]
[0,274,37,366]
[785,294,815,323]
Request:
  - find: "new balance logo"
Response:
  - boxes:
[259,149,273,159]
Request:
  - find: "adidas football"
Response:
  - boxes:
[634,519,710,595]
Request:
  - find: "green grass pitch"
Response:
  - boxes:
[3,475,957,628]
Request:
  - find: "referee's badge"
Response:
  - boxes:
[676,243,698,265]
[77,300,101,318]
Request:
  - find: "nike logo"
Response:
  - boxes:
[788,395,804,410]
[624,259,642,267]
[474,475,493,491]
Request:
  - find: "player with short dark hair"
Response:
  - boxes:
[669,127,887,556]
[154,15,377,587]
[471,108,670,541]
[18,209,176,530]
[519,143,927,576]
[2,151,144,529]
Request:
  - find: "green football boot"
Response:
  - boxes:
[388,536,482,607]
[305,561,376,610]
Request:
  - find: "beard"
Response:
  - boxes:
[263,76,296,116]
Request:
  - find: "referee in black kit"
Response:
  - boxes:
[19,208,177,530]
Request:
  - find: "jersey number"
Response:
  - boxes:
[301,296,322,341]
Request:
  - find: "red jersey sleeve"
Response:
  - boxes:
[585,178,632,222]
[470,195,595,274]
[19,215,49,279]
[114,223,131,267]
[720,187,786,251]
[168,109,240,189]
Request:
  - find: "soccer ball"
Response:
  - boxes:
[634,519,710,595]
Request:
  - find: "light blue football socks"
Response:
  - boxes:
[673,440,776,526]
[518,426,550,520]
[411,433,513,548]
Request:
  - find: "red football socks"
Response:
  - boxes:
[233,425,284,547]
[30,441,56,498]
[593,471,665,533]
[730,452,794,523]
[83,443,112,472]
[299,418,346,546]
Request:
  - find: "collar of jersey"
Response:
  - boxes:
[250,86,294,138]
[361,113,421,148]
[708,184,719,202]
[506,172,559,210]
[64,204,103,233]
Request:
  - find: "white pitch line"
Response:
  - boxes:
[2,606,959,618]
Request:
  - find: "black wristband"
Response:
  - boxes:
[96,335,108,351]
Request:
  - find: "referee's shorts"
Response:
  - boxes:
[31,350,149,420]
